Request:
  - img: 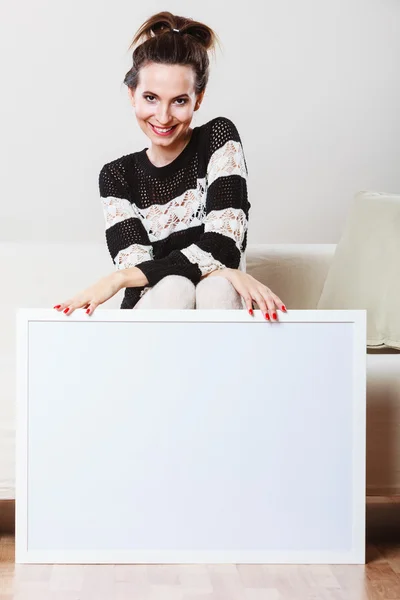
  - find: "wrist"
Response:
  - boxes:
[221,267,234,281]
[113,267,149,289]
[133,266,149,287]
[202,267,231,281]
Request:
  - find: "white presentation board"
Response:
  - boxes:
[16,309,366,564]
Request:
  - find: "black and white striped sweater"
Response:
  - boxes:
[98,116,250,309]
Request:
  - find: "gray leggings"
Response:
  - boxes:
[134,275,244,310]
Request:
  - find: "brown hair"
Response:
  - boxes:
[123,11,220,95]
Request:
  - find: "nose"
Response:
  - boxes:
[155,104,172,125]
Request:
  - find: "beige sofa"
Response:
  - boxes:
[1,242,399,498]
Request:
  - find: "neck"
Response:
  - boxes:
[147,128,193,167]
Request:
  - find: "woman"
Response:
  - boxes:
[54,11,286,320]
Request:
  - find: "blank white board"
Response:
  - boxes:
[16,309,366,564]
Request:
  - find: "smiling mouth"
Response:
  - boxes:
[149,123,178,134]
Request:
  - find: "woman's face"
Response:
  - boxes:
[128,62,204,148]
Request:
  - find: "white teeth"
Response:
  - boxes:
[152,125,174,133]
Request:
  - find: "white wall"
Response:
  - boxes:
[1,0,399,246]
[1,1,400,499]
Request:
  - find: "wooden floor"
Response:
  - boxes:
[1,498,400,599]
[2,537,400,599]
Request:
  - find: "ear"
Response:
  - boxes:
[128,87,136,107]
[195,89,205,111]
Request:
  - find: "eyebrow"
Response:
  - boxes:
[142,91,190,99]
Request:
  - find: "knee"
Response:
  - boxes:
[196,276,243,309]
[154,275,196,309]
[197,276,233,293]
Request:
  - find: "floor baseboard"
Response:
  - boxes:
[0,500,14,534]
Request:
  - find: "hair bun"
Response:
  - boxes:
[150,20,171,36]
[181,25,212,49]
[128,12,218,53]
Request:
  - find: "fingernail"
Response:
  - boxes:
[282,305,287,312]
[63,308,69,314]
[86,308,90,315]
[53,305,61,309]
[248,309,253,316]
[265,313,270,320]
[272,312,277,320]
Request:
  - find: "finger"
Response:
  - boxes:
[271,293,287,312]
[63,298,89,316]
[264,293,278,322]
[253,292,269,320]
[62,303,74,314]
[241,293,253,315]
[54,300,73,312]
[86,301,99,316]
[64,304,77,316]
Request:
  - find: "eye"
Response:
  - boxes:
[143,95,187,105]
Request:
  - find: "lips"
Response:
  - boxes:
[149,123,178,136]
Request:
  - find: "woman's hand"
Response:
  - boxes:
[208,268,287,321]
[53,272,124,316]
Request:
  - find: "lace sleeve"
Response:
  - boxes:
[99,163,154,270]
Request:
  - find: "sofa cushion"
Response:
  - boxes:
[246,244,334,309]
[317,191,400,349]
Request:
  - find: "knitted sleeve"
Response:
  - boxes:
[99,162,154,308]
[99,162,154,269]
[136,117,250,286]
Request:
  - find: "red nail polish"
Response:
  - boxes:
[248,309,253,316]
[282,305,287,312]
[53,305,61,309]
[86,308,90,314]
[64,308,69,314]
[265,313,270,320]
[273,312,277,320]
